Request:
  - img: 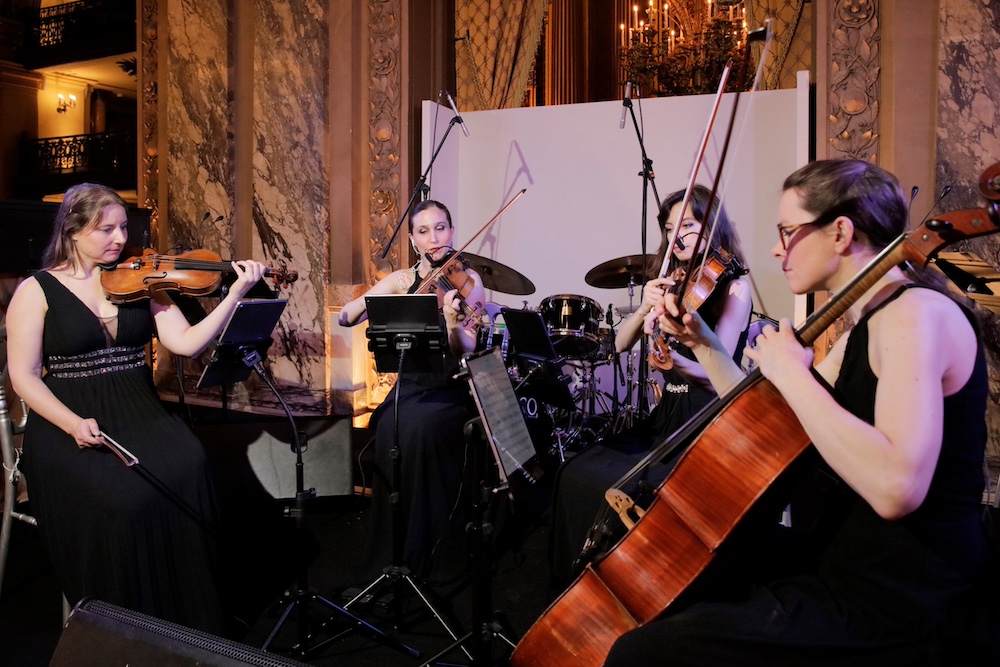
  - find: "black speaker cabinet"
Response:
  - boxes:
[50,599,306,667]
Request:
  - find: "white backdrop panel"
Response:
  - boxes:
[421,83,806,326]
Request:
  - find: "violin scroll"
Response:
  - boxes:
[266,262,298,289]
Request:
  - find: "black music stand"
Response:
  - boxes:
[342,294,467,657]
[500,308,575,412]
[197,299,286,391]
[200,301,414,659]
[419,347,537,666]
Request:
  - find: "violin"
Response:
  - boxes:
[415,249,485,329]
[647,248,746,371]
[100,248,298,304]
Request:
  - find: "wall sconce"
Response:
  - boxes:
[56,93,77,113]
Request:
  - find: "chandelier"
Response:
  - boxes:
[619,0,753,97]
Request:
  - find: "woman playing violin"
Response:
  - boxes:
[549,185,752,588]
[340,199,486,586]
[339,199,484,354]
[608,159,998,664]
[6,183,268,633]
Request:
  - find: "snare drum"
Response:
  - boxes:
[539,294,603,359]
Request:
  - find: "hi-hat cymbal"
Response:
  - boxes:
[459,252,536,295]
[585,254,659,289]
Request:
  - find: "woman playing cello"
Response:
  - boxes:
[608,159,998,664]
[549,184,752,588]
[340,199,486,586]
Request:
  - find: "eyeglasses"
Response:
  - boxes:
[776,219,822,250]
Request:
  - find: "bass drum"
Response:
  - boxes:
[539,294,603,359]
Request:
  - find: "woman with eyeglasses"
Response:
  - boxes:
[605,159,998,664]
[548,184,752,589]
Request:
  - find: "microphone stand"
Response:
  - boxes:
[622,90,662,418]
[380,115,465,262]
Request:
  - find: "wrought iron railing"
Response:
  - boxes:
[19,131,136,197]
[21,0,134,68]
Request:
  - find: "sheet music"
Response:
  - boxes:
[464,348,536,483]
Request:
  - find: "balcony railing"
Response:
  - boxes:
[20,0,134,69]
[18,131,136,198]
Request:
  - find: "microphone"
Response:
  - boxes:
[606,303,614,327]
[619,81,632,130]
[921,185,952,223]
[908,185,919,215]
[675,233,686,251]
[443,89,470,137]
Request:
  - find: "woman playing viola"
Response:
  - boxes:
[608,159,998,664]
[340,199,486,586]
[6,183,268,633]
[549,185,752,588]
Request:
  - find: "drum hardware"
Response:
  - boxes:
[539,294,604,360]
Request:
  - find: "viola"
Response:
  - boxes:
[414,249,485,329]
[100,248,298,304]
[648,248,747,371]
[509,164,1000,667]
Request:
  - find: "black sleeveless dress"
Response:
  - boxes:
[21,271,224,633]
[354,268,477,587]
[605,285,998,665]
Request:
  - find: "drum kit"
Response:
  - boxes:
[469,251,660,459]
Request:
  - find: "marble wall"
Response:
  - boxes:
[936,0,1000,461]
[152,0,332,416]
[250,0,330,409]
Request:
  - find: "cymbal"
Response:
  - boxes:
[585,254,659,289]
[460,252,536,295]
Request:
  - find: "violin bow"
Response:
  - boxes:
[672,23,774,302]
[656,61,733,286]
[99,430,139,467]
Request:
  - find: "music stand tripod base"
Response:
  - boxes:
[197,300,415,659]
[342,294,469,659]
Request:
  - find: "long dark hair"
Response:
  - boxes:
[42,183,127,270]
[656,184,745,273]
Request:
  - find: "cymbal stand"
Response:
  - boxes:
[610,278,642,434]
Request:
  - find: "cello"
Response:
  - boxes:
[509,163,1000,667]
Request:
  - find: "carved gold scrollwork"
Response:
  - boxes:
[367,0,403,405]
[827,0,880,161]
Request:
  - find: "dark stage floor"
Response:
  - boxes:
[0,411,558,667]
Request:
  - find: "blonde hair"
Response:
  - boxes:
[42,183,127,270]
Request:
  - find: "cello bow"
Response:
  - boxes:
[510,167,1000,667]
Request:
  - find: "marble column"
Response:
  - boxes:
[146,0,334,416]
